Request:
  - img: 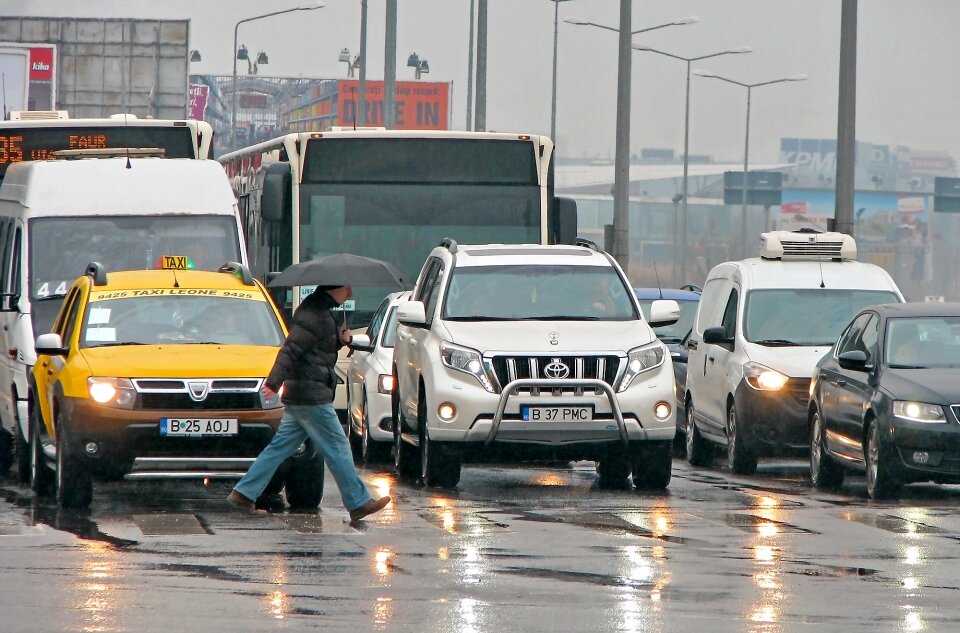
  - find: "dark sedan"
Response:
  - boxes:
[809,302,960,499]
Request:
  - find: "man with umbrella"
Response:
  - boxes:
[227,253,404,521]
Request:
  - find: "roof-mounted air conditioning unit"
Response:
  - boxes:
[9,110,69,121]
[760,229,857,261]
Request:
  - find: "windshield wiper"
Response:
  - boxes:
[88,342,148,348]
[34,294,67,302]
[753,339,802,346]
[520,316,601,321]
[445,316,514,321]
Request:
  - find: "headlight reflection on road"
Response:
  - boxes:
[264,557,291,620]
[749,512,784,632]
[430,497,457,534]
[374,547,394,577]
[73,541,123,633]
[373,595,393,628]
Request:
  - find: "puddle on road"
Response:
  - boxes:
[716,513,816,535]
[840,511,945,535]
[511,509,704,545]
[133,513,210,536]
[0,486,138,547]
[500,565,654,589]
[279,513,357,534]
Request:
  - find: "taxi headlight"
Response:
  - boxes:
[440,342,495,393]
[87,377,136,409]
[893,401,946,423]
[617,343,666,392]
[259,382,283,409]
[744,362,789,391]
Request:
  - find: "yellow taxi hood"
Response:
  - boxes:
[80,345,279,378]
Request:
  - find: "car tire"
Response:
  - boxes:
[727,402,758,475]
[685,399,713,467]
[29,400,53,496]
[15,415,30,483]
[55,412,93,509]
[393,400,421,480]
[419,409,461,489]
[361,398,391,464]
[632,440,673,490]
[0,429,12,475]
[597,450,631,489]
[809,408,844,490]
[284,441,325,509]
[865,419,901,500]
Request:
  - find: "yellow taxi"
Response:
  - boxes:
[29,259,322,509]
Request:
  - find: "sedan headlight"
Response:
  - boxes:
[893,401,946,423]
[87,377,136,409]
[440,342,495,392]
[617,343,666,392]
[259,382,284,409]
[744,362,788,391]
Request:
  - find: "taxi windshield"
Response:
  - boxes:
[443,264,638,321]
[79,292,284,348]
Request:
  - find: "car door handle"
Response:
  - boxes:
[687,341,698,351]
[836,378,846,386]
[708,356,715,363]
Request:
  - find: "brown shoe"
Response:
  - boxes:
[349,496,391,522]
[227,490,268,517]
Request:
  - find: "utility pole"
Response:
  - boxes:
[475,0,488,131]
[611,0,631,271]
[384,0,397,129]
[466,0,475,131]
[834,0,857,235]
[358,0,368,125]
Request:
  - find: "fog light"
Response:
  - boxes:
[437,402,456,421]
[654,401,671,420]
[913,451,930,465]
[84,442,99,455]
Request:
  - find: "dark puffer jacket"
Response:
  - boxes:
[265,290,344,404]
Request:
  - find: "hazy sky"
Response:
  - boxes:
[2,0,957,164]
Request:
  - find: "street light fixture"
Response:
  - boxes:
[189,49,201,62]
[633,44,751,283]
[565,10,698,272]
[694,69,807,258]
[407,52,429,79]
[231,2,324,149]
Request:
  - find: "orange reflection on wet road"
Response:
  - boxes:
[73,541,123,633]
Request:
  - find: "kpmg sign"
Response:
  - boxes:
[779,138,837,175]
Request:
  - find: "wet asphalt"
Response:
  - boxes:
[1,456,959,632]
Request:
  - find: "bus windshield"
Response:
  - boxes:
[299,138,542,327]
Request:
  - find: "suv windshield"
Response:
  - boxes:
[744,289,899,346]
[443,265,638,321]
[80,292,284,348]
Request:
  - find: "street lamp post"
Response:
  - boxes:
[632,44,751,283]
[565,11,697,273]
[548,0,574,144]
[694,70,807,258]
[231,2,323,149]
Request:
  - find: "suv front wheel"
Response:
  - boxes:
[393,393,421,480]
[419,393,460,489]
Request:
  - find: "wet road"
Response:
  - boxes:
[2,458,960,632]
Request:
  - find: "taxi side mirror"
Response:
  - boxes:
[350,333,374,352]
[35,333,67,356]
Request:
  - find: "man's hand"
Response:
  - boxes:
[338,325,353,345]
[261,384,278,401]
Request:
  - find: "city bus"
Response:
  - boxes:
[218,129,577,421]
[0,111,214,184]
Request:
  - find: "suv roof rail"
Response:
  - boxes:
[218,261,256,286]
[85,262,108,286]
[574,237,600,252]
[439,237,458,253]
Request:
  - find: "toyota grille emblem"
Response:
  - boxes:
[188,381,210,402]
[548,331,559,346]
[543,359,570,379]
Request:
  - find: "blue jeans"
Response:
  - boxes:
[233,403,372,512]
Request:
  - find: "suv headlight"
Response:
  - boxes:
[617,343,666,392]
[259,383,284,409]
[87,377,136,409]
[893,401,946,423]
[744,362,788,391]
[440,342,495,392]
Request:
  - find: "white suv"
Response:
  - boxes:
[392,239,681,489]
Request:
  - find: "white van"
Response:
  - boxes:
[0,157,247,478]
[683,230,904,474]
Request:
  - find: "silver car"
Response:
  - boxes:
[347,291,409,463]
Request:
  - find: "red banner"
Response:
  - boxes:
[337,80,449,130]
[29,46,53,81]
[188,83,209,120]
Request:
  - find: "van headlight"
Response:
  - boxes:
[744,362,788,391]
[617,343,666,392]
[87,377,136,409]
[440,342,495,392]
[893,401,946,423]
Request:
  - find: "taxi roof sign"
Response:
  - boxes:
[160,255,194,270]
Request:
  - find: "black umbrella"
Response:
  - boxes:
[267,253,407,289]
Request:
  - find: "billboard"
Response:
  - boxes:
[337,80,450,130]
